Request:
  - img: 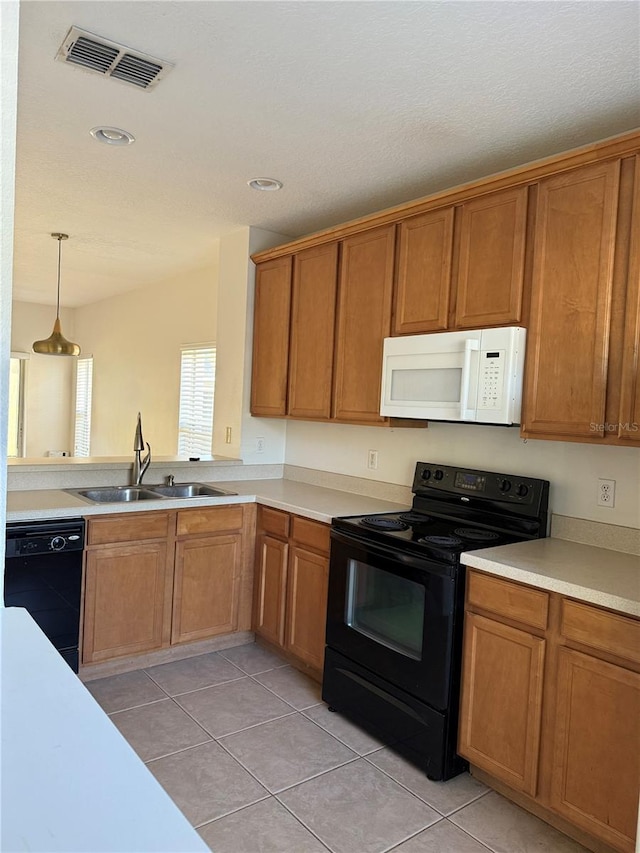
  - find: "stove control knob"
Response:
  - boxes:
[50,536,66,551]
[516,483,529,498]
[421,469,431,481]
[498,479,512,493]
[434,469,444,481]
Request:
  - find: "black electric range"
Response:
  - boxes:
[323,461,550,781]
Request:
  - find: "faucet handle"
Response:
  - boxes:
[166,474,175,486]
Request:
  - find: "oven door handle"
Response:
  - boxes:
[330,529,452,578]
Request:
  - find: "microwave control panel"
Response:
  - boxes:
[478,350,505,410]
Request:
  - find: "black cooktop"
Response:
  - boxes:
[333,511,521,563]
[332,461,550,565]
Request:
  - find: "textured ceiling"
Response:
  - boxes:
[12,0,640,307]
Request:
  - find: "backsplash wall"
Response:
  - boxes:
[284,419,640,529]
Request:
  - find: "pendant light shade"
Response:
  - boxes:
[33,233,81,356]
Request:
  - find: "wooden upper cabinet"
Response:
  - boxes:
[250,256,292,416]
[522,160,620,439]
[393,207,454,334]
[288,243,339,419]
[333,225,396,422]
[454,187,528,329]
[618,156,640,442]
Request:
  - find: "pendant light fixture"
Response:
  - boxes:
[32,233,81,356]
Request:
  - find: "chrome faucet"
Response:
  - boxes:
[132,412,151,485]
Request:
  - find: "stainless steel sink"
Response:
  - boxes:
[146,483,237,498]
[66,486,164,503]
[65,482,237,504]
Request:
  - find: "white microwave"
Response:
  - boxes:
[380,327,526,424]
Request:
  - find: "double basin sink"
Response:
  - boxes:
[66,483,237,505]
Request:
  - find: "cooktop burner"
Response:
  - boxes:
[398,512,433,524]
[419,534,464,547]
[360,516,410,532]
[454,527,501,543]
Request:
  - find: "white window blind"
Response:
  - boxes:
[178,344,216,457]
[74,357,93,457]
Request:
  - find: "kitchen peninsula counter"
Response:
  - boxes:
[462,536,640,617]
[1,606,207,852]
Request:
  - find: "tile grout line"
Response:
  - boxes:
[380,816,447,853]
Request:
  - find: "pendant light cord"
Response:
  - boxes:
[56,236,62,320]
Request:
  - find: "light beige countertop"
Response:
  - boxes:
[9,481,639,618]
[6,478,409,525]
[462,537,640,617]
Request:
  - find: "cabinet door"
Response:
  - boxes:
[522,161,620,439]
[83,542,171,663]
[288,243,338,419]
[393,207,454,334]
[285,545,329,673]
[550,648,640,852]
[253,533,288,647]
[172,534,241,644]
[250,256,292,416]
[618,155,640,442]
[333,225,395,422]
[454,187,528,329]
[458,612,546,796]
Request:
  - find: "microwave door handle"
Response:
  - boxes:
[460,338,480,419]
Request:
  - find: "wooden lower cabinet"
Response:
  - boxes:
[253,533,288,647]
[253,507,329,678]
[82,505,252,665]
[459,570,640,853]
[83,541,172,662]
[458,612,545,796]
[285,544,329,671]
[550,648,640,851]
[172,533,241,644]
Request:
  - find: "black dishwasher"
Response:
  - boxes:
[4,518,85,672]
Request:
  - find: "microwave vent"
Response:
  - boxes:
[55,27,173,90]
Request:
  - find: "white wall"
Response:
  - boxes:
[10,302,76,456]
[75,260,218,456]
[284,419,640,529]
[213,226,290,464]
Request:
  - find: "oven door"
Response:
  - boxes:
[325,529,457,710]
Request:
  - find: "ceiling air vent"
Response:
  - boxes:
[55,27,173,90]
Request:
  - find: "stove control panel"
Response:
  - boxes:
[413,462,549,513]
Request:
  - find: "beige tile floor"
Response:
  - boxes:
[86,643,589,853]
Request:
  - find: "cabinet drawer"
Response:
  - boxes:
[176,505,244,536]
[467,571,549,631]
[87,511,172,546]
[291,515,330,554]
[258,506,290,540]
[561,599,640,665]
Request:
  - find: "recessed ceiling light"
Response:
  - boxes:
[90,126,136,146]
[248,177,283,191]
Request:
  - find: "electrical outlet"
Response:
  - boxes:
[597,478,616,508]
[368,449,378,470]
[256,436,265,453]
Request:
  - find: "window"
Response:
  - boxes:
[178,344,216,457]
[7,353,28,457]
[74,356,93,457]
